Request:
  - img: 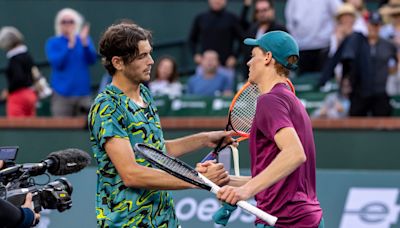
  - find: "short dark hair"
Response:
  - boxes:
[99,23,152,76]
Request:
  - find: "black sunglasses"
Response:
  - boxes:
[60,20,75,25]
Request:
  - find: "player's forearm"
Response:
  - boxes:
[165,132,209,157]
[122,165,195,190]
[228,175,251,187]
[244,148,306,196]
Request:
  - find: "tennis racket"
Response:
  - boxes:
[201,79,296,163]
[134,143,278,226]
[201,82,260,162]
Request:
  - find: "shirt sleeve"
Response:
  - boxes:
[45,37,70,70]
[341,34,359,60]
[256,94,293,140]
[89,99,129,150]
[0,199,24,228]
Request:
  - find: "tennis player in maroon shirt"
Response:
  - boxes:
[216,31,323,228]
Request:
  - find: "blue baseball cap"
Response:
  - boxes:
[244,31,299,70]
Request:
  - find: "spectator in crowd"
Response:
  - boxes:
[149,56,183,98]
[188,0,244,72]
[186,50,233,96]
[345,0,369,35]
[285,0,342,75]
[0,26,37,118]
[321,12,397,116]
[330,3,357,57]
[325,3,357,86]
[45,8,97,117]
[380,0,400,53]
[380,0,400,95]
[241,0,288,78]
[242,0,287,39]
[312,77,351,119]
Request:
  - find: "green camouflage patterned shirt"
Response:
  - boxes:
[88,84,179,228]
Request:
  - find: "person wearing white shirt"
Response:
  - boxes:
[285,0,342,74]
[149,56,183,98]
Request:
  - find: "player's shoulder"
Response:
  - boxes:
[259,86,296,107]
[91,87,126,115]
[259,92,284,105]
[94,89,119,106]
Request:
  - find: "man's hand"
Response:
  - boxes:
[217,185,252,205]
[0,160,3,169]
[204,130,238,148]
[196,161,230,186]
[22,193,40,226]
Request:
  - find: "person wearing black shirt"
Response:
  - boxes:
[321,12,397,116]
[0,26,38,117]
[241,0,288,77]
[188,0,244,69]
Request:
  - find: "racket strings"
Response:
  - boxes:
[142,147,205,183]
[230,84,259,133]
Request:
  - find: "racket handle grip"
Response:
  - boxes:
[198,174,278,226]
[201,151,218,162]
[236,201,277,226]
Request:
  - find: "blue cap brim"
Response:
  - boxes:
[244,38,258,46]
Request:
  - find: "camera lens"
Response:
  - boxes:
[47,177,73,195]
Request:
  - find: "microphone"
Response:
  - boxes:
[22,148,91,176]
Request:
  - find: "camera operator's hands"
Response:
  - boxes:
[22,193,40,226]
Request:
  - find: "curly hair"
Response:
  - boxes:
[99,23,152,76]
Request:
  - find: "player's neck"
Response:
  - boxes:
[258,74,287,94]
[111,73,142,101]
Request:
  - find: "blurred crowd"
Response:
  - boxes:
[0,0,399,118]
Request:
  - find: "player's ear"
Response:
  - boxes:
[111,56,124,71]
[264,51,272,66]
